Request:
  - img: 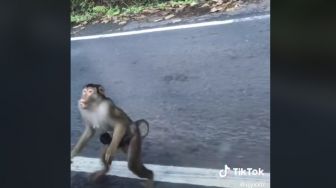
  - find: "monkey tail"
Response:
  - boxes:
[135,119,149,139]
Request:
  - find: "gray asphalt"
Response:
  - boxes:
[71,15,270,187]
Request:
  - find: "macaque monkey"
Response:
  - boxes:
[71,84,154,187]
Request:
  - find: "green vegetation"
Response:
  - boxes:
[107,7,121,16]
[71,0,199,25]
[121,5,145,15]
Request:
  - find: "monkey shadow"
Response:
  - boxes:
[71,172,220,188]
[71,172,139,188]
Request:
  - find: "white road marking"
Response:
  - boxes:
[71,14,270,41]
[71,156,270,188]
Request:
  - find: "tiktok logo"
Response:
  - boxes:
[219,164,265,178]
[219,164,231,178]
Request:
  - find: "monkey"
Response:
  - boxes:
[71,83,154,188]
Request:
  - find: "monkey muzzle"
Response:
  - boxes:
[79,99,88,109]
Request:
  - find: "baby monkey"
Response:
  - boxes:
[99,119,149,146]
[71,83,154,187]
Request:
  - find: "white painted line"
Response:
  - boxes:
[72,156,270,188]
[71,14,270,41]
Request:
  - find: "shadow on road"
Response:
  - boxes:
[71,172,221,188]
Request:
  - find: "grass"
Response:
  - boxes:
[71,0,199,26]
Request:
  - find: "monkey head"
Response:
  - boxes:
[79,83,106,109]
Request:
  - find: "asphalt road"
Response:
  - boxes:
[71,14,270,187]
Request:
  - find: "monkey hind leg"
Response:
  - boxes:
[128,162,154,188]
[128,162,154,180]
[127,133,154,187]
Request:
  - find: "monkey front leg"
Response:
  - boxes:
[104,124,126,163]
[89,145,111,183]
[71,126,95,159]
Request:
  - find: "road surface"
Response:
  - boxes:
[71,13,270,188]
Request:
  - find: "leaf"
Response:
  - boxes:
[134,15,146,20]
[164,14,175,20]
[160,11,170,16]
[118,21,127,25]
[201,3,210,8]
[101,19,109,24]
[143,9,160,14]
[154,18,163,22]
[210,7,219,12]
[73,24,82,29]
[216,0,224,5]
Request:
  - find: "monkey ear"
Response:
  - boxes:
[98,86,105,95]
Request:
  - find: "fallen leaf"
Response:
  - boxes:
[226,7,236,11]
[226,2,241,11]
[134,15,146,20]
[73,24,82,29]
[160,11,170,16]
[143,9,160,14]
[165,14,175,20]
[120,17,129,22]
[201,3,210,8]
[216,0,223,5]
[165,7,174,11]
[101,19,109,24]
[210,7,219,12]
[211,5,225,12]
[154,18,163,22]
[119,21,127,25]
